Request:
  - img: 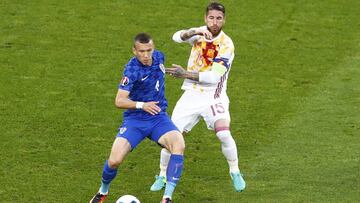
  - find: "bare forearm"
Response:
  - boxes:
[180,28,198,41]
[178,27,213,41]
[116,98,161,115]
[166,64,199,81]
[115,97,137,109]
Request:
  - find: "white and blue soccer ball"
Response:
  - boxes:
[116,195,140,203]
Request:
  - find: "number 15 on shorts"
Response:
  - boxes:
[210,103,225,116]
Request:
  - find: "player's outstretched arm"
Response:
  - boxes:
[166,64,199,81]
[166,63,226,84]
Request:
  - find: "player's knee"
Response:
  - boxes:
[108,157,122,168]
[170,136,185,154]
[175,140,185,153]
[214,119,230,131]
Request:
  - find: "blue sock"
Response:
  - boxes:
[164,154,184,198]
[100,160,117,194]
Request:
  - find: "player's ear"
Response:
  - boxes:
[150,40,155,49]
[132,46,136,55]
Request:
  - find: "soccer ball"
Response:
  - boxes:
[116,195,140,203]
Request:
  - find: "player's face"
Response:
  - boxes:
[205,9,225,37]
[133,40,154,66]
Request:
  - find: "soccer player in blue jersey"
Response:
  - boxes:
[90,33,185,203]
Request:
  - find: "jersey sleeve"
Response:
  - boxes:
[118,65,138,92]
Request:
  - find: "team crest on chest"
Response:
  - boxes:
[159,63,165,74]
[119,127,127,134]
[202,41,219,66]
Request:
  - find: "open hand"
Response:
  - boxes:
[142,101,161,115]
[165,64,186,78]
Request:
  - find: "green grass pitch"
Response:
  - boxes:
[1,0,359,202]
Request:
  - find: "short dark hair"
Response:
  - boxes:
[134,32,152,44]
[206,2,225,15]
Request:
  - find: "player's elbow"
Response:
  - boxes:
[114,98,125,108]
[172,30,184,43]
[114,100,122,108]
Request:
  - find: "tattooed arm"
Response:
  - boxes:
[180,27,213,41]
[173,27,213,43]
[166,62,226,84]
[166,64,199,81]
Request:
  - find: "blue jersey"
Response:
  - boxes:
[118,50,168,118]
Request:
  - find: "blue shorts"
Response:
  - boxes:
[116,114,179,150]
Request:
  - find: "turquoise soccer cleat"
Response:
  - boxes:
[230,172,246,192]
[150,175,166,191]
